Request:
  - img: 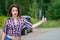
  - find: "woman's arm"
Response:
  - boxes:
[32,21,42,29]
[1,32,6,40]
[24,16,46,29]
[32,16,47,29]
[1,20,8,40]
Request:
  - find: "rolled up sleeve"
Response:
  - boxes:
[24,19,32,28]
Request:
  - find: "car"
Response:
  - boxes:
[21,15,33,35]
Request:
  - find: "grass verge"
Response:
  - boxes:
[31,18,60,28]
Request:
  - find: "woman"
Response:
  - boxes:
[1,4,46,40]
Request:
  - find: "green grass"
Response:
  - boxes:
[0,16,7,29]
[38,20,60,28]
[31,17,39,24]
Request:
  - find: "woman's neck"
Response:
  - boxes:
[12,16,17,19]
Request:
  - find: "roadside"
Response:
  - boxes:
[21,28,60,40]
[21,28,59,40]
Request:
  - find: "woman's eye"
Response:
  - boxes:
[16,10,18,12]
[12,10,15,12]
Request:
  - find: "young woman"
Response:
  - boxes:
[1,4,46,40]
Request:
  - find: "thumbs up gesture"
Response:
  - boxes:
[41,16,47,23]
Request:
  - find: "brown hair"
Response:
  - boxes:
[8,4,21,17]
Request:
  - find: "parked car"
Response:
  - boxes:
[21,15,33,35]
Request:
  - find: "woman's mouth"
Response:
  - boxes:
[14,14,16,15]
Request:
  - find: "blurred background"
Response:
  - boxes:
[0,0,60,29]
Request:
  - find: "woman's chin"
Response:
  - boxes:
[13,15,17,17]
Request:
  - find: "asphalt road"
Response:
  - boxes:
[21,28,60,40]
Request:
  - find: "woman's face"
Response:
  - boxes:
[11,7,18,17]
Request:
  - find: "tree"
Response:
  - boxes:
[0,0,6,15]
[28,0,38,18]
[47,0,60,19]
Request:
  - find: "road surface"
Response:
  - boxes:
[21,28,60,40]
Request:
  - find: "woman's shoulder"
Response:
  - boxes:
[18,17,26,21]
[6,17,11,20]
[4,17,11,22]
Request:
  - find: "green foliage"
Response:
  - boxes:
[0,0,60,20]
[0,0,6,15]
[46,0,60,19]
[28,0,38,18]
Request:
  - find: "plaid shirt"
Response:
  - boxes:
[3,17,32,36]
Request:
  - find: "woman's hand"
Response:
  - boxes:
[41,16,47,23]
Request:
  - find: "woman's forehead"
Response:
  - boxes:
[12,7,18,10]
